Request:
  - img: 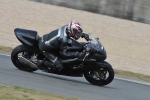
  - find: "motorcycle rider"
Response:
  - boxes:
[37,20,89,71]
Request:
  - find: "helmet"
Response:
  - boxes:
[67,20,83,40]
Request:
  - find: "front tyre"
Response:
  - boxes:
[11,45,38,72]
[84,64,114,86]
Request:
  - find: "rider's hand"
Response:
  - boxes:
[84,34,89,41]
[81,33,89,41]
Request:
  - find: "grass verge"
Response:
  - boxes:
[0,45,13,55]
[115,69,150,83]
[0,85,80,100]
[1,45,150,84]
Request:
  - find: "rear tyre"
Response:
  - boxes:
[11,45,38,72]
[84,65,114,86]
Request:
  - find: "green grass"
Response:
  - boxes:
[1,45,150,84]
[0,85,80,100]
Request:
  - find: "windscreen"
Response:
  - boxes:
[88,34,104,52]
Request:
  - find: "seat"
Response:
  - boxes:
[14,28,40,46]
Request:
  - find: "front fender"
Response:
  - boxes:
[85,61,112,69]
[98,61,112,68]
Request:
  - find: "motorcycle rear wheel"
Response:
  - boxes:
[84,66,114,86]
[11,45,38,72]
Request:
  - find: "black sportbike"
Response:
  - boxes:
[11,28,114,86]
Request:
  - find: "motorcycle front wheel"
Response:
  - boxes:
[84,66,114,86]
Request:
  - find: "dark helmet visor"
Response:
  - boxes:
[73,29,82,39]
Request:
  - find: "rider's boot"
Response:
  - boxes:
[41,52,63,71]
[36,60,44,70]
[54,59,63,71]
[36,60,48,72]
[44,60,63,72]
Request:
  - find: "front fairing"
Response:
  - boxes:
[88,34,107,61]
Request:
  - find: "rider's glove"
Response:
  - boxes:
[81,33,89,41]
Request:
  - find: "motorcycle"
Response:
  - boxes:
[11,28,114,86]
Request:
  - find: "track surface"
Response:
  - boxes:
[0,54,150,100]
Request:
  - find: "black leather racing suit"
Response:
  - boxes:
[39,25,88,70]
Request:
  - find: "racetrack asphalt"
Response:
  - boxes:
[0,54,150,100]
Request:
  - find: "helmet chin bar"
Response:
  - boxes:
[67,32,77,40]
[71,34,80,40]
[67,20,83,40]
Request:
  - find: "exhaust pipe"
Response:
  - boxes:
[19,57,38,69]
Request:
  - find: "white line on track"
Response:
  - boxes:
[0,53,10,57]
[0,84,10,87]
[115,77,150,86]
[0,53,150,86]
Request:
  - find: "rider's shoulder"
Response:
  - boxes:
[59,25,68,29]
